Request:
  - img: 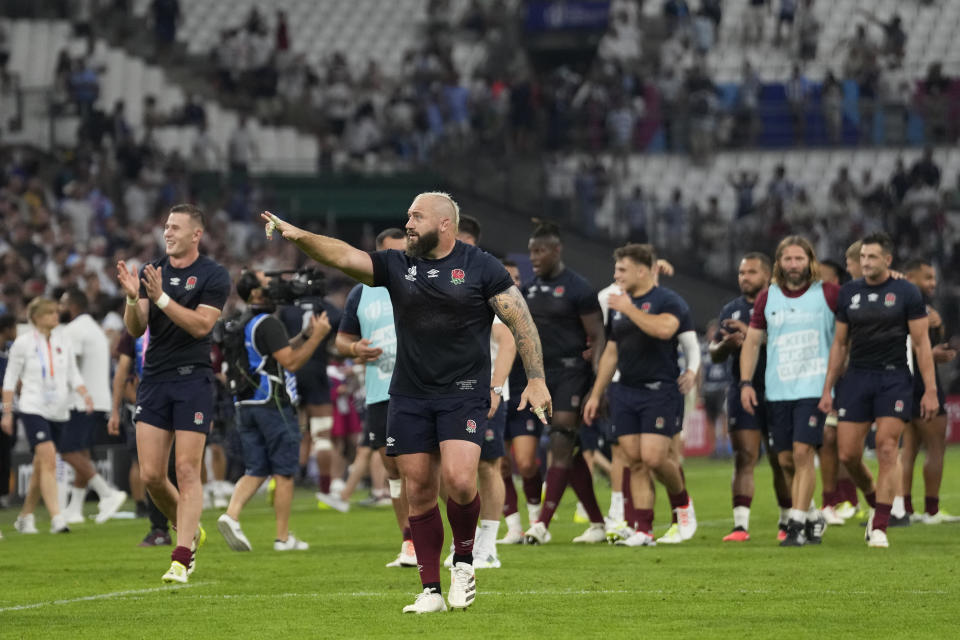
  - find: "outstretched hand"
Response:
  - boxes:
[261,211,305,242]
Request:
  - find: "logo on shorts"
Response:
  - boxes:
[466,419,477,434]
[838,408,846,417]
[451,268,466,285]
[135,406,142,415]
[185,276,197,291]
[640,302,652,313]
[553,286,565,297]
[194,412,204,425]
[37,431,46,440]
[571,395,580,408]
[808,415,818,427]
[655,417,664,430]
[368,432,376,442]
[895,399,904,413]
[484,428,494,442]
[526,419,535,432]
[386,437,395,446]
[885,293,896,307]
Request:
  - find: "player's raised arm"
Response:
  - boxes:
[261,211,374,285]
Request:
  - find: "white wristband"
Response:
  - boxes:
[155,293,171,309]
[126,296,138,306]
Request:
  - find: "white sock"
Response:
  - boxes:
[733,506,750,530]
[88,473,112,498]
[478,519,499,556]
[809,498,817,511]
[69,486,87,514]
[779,508,790,525]
[891,496,906,518]
[806,506,819,521]
[609,491,624,522]
[505,512,522,533]
[789,508,807,524]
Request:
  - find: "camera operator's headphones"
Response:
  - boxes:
[236,269,261,302]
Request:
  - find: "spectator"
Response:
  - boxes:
[767,163,795,209]
[179,94,207,127]
[0,21,9,88]
[150,0,181,58]
[60,181,95,246]
[606,96,636,174]
[189,122,222,171]
[795,0,820,61]
[728,170,759,218]
[733,60,761,147]
[774,0,797,47]
[821,71,843,144]
[917,62,951,143]
[889,157,911,205]
[69,58,100,117]
[910,146,941,189]
[785,64,809,145]
[879,59,912,145]
[275,10,289,53]
[858,9,906,61]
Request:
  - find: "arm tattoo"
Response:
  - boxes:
[489,286,545,380]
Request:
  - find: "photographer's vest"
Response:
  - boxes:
[357,286,396,405]
[241,313,299,406]
[764,282,835,401]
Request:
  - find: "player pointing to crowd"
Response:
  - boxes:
[261,192,550,614]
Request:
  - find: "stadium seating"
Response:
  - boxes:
[3,18,318,173]
[697,0,960,82]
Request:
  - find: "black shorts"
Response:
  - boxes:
[836,368,913,423]
[481,402,506,461]
[59,410,107,453]
[18,413,64,450]
[504,389,543,440]
[385,393,489,456]
[135,375,214,433]
[362,400,389,449]
[912,369,947,419]
[727,385,769,434]
[580,416,615,451]
[609,382,682,439]
[702,389,726,423]
[546,366,592,414]
[297,370,331,406]
[766,398,823,453]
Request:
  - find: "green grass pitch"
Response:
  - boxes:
[1,448,959,639]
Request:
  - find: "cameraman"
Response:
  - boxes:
[277,273,342,497]
[216,271,330,551]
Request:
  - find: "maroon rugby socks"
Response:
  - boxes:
[447,494,481,565]
[409,505,444,592]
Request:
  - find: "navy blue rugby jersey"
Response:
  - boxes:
[836,276,926,370]
[523,268,601,371]
[370,241,513,397]
[606,285,690,387]
[138,254,230,382]
[717,295,766,389]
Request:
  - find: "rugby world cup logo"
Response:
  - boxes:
[451,268,466,285]
[466,419,477,433]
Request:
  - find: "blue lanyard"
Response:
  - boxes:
[34,331,54,382]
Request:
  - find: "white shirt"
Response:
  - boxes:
[490,317,511,402]
[597,283,622,383]
[2,327,85,422]
[62,314,112,412]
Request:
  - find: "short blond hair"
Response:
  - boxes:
[845,240,862,261]
[26,297,57,323]
[417,191,460,230]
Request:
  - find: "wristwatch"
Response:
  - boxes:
[491,386,503,396]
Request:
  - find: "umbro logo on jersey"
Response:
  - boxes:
[169,277,181,286]
[404,266,417,281]
[427,269,439,278]
[867,293,879,302]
